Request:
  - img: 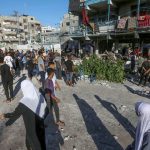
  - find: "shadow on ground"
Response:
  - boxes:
[45,111,64,150]
[73,94,123,150]
[124,85,150,99]
[94,95,135,139]
[13,75,26,97]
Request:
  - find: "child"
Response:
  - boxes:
[45,62,61,91]
[44,68,64,126]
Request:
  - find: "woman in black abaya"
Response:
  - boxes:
[0,80,48,150]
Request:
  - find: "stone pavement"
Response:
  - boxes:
[0,76,149,150]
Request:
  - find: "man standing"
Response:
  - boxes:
[65,55,74,86]
[4,52,13,69]
[139,58,150,86]
[0,57,13,102]
[38,50,45,89]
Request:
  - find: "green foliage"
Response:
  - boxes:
[78,55,125,83]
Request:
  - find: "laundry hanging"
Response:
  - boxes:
[117,17,128,29]
[82,3,89,25]
[128,17,137,29]
[138,15,150,28]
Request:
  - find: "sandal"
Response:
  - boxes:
[56,120,65,126]
[3,99,11,103]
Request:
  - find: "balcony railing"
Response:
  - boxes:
[3,37,19,42]
[85,0,106,5]
[3,24,18,29]
[68,20,117,36]
[4,31,17,35]
[68,15,150,37]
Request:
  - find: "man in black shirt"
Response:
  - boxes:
[139,58,150,86]
[0,57,13,102]
[65,55,74,86]
[26,57,35,80]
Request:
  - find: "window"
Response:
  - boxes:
[24,25,27,29]
[66,22,70,26]
[23,19,27,23]
[20,23,22,26]
[31,18,33,20]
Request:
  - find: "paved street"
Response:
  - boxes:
[0,76,149,150]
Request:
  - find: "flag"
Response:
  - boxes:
[82,3,89,25]
[108,0,113,5]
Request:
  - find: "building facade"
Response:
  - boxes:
[0,15,41,49]
[41,26,61,52]
[65,0,150,53]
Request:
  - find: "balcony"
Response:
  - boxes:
[69,26,83,36]
[68,20,117,37]
[4,31,17,35]
[3,37,19,42]
[98,20,117,33]
[3,24,18,29]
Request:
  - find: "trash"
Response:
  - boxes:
[60,128,64,131]
[120,105,127,111]
[121,105,127,108]
[99,82,112,89]
[73,146,77,150]
[113,135,118,140]
[64,135,70,141]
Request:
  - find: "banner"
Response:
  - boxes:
[82,3,89,25]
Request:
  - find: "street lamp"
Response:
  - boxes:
[107,0,111,51]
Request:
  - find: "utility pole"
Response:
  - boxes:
[137,0,141,18]
[107,0,111,51]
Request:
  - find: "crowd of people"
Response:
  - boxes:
[0,48,75,149]
[0,48,76,101]
[0,47,149,150]
[113,45,150,87]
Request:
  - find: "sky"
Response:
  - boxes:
[0,0,69,26]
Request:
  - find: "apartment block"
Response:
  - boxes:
[0,15,41,48]
[60,13,79,35]
[41,26,60,47]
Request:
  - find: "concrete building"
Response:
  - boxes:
[0,15,41,49]
[64,0,150,53]
[41,26,61,52]
[60,13,80,51]
[42,26,56,33]
[60,13,79,35]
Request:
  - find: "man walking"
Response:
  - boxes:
[38,50,45,89]
[0,57,13,102]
